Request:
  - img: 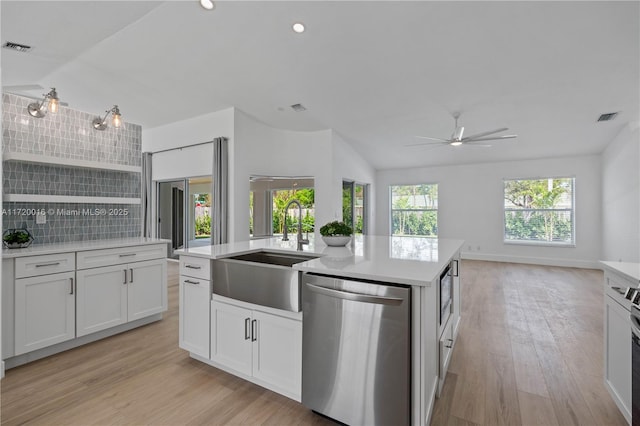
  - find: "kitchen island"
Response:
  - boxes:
[176,235,463,426]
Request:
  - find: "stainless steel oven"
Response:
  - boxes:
[631,305,640,425]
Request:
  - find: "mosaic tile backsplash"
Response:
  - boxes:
[2,93,143,245]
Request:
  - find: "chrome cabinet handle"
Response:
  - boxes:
[452,260,459,277]
[70,278,74,295]
[245,318,251,340]
[445,339,453,349]
[185,264,201,270]
[123,269,128,284]
[184,279,200,285]
[130,268,134,283]
[251,320,257,342]
[305,283,404,306]
[119,253,136,258]
[35,262,60,268]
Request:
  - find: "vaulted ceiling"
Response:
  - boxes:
[2,1,638,169]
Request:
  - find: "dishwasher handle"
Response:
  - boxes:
[305,282,404,306]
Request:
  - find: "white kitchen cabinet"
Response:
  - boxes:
[211,300,253,376]
[179,275,211,358]
[15,271,76,355]
[604,286,632,423]
[251,309,302,396]
[76,258,166,337]
[210,298,302,400]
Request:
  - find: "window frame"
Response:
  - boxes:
[389,183,438,238]
[502,176,576,247]
[343,180,369,235]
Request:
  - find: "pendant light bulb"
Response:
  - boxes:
[47,88,59,113]
[111,105,122,128]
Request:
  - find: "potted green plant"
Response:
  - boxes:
[319,221,353,247]
[3,228,34,249]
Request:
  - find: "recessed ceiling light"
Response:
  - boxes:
[292,22,305,33]
[200,0,215,10]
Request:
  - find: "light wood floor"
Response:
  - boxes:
[1,260,627,426]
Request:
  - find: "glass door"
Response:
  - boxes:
[187,176,212,248]
[157,179,186,259]
[343,180,368,234]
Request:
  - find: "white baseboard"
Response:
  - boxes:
[461,251,600,269]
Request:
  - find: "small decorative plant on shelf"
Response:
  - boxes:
[3,228,34,249]
[319,221,353,247]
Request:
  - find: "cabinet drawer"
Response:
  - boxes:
[15,252,75,278]
[439,318,454,377]
[77,244,166,270]
[180,256,211,280]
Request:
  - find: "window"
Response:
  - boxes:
[390,184,438,237]
[343,180,368,234]
[503,177,574,245]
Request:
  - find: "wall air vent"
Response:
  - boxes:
[2,42,32,53]
[291,103,307,112]
[597,112,619,122]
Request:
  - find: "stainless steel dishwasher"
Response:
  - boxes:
[302,273,411,426]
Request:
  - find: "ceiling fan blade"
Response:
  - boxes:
[405,140,448,147]
[462,143,493,148]
[414,135,450,142]
[461,128,509,141]
[465,135,517,142]
[2,84,44,92]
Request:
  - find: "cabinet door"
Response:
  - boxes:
[605,296,632,419]
[252,310,302,400]
[15,271,75,355]
[127,259,167,322]
[210,300,252,376]
[76,264,128,337]
[179,276,210,358]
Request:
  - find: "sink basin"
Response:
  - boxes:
[212,251,320,312]
[226,251,319,267]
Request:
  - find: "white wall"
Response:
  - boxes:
[232,110,334,242]
[331,132,377,230]
[602,122,640,262]
[375,155,602,268]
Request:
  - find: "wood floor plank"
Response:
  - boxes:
[510,341,550,398]
[571,371,628,426]
[484,353,521,426]
[517,390,560,426]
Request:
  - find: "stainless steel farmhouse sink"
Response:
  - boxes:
[212,251,320,312]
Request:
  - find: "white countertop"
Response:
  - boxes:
[600,261,640,284]
[176,235,464,287]
[2,237,170,258]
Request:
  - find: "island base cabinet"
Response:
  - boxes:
[76,259,167,337]
[15,271,75,355]
[210,299,302,400]
[179,276,211,359]
[252,310,302,396]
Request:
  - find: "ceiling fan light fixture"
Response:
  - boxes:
[200,0,215,10]
[292,22,305,33]
[450,141,463,147]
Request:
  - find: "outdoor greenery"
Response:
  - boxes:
[320,221,353,236]
[195,214,211,238]
[391,184,438,236]
[343,183,365,234]
[504,178,574,243]
[272,188,315,234]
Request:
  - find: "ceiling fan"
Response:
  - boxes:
[408,112,517,148]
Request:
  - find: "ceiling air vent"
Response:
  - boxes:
[291,103,307,112]
[2,41,32,53]
[597,112,619,122]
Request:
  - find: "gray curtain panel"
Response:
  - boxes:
[212,137,228,245]
[141,152,153,237]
